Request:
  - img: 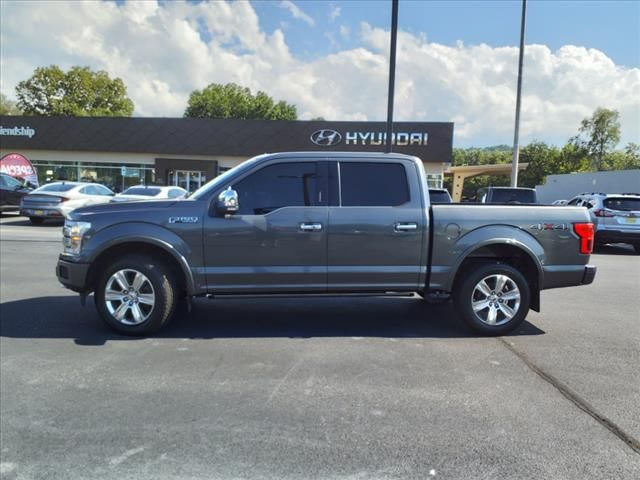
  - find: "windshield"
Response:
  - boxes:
[37,183,76,192]
[122,187,161,196]
[190,155,267,200]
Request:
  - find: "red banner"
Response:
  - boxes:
[0,153,39,187]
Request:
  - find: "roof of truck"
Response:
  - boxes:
[258,151,421,161]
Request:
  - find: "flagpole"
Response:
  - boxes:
[385,0,399,153]
[511,0,527,186]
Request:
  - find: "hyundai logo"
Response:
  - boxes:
[310,129,342,146]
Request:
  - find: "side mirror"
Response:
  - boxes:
[216,186,239,215]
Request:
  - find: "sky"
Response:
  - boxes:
[1,0,639,148]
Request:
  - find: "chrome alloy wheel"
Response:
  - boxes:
[104,269,156,325]
[470,274,521,326]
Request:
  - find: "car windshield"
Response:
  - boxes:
[604,197,640,212]
[37,183,76,192]
[491,189,536,203]
[429,190,452,203]
[122,187,162,196]
[190,155,267,200]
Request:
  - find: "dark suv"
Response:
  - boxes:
[567,193,640,253]
[0,173,33,214]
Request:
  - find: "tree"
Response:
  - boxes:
[571,107,621,171]
[15,65,134,116]
[603,143,640,171]
[0,93,22,115]
[184,83,297,120]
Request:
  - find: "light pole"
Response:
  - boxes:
[511,0,527,186]
[385,0,399,154]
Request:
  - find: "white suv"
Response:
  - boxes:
[567,193,640,253]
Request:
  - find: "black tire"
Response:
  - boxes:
[633,243,640,254]
[29,217,45,225]
[94,254,177,336]
[453,263,531,336]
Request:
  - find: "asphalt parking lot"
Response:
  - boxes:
[1,214,639,480]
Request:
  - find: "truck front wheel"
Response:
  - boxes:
[95,255,177,336]
[453,263,531,336]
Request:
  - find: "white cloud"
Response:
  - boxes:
[339,25,350,39]
[279,1,315,27]
[329,4,341,22]
[1,0,638,147]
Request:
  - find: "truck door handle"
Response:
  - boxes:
[394,222,418,232]
[299,222,323,232]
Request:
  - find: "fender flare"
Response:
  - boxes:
[446,225,545,292]
[84,223,197,295]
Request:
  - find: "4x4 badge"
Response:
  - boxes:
[529,223,567,231]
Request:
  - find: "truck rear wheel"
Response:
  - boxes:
[95,255,177,336]
[453,263,530,335]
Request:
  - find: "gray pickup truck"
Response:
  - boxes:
[56,152,596,336]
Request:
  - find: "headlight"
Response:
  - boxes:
[62,220,92,255]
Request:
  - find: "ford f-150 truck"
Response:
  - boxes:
[56,152,596,336]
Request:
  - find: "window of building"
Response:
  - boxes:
[339,162,409,207]
[426,173,444,189]
[232,162,319,215]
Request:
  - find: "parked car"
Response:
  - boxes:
[567,193,640,252]
[551,199,568,206]
[0,173,33,214]
[477,187,538,204]
[21,182,114,225]
[57,152,596,336]
[111,185,187,203]
[428,188,453,203]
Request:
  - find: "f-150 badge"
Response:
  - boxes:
[168,216,199,224]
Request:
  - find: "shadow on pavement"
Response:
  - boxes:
[0,215,64,228]
[592,243,638,256]
[0,295,544,346]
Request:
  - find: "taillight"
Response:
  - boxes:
[593,209,614,217]
[573,223,594,254]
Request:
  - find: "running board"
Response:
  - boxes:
[206,292,418,300]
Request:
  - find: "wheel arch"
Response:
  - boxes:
[87,239,195,296]
[451,240,542,312]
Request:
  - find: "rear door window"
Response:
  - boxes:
[339,162,409,207]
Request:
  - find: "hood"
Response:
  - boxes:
[68,199,179,220]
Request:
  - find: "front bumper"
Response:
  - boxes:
[56,257,91,293]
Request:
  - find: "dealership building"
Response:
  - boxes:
[0,116,453,192]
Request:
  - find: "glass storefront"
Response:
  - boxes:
[32,160,154,193]
[168,170,207,193]
[426,173,444,188]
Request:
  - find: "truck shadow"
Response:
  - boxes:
[592,244,638,256]
[0,295,544,346]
